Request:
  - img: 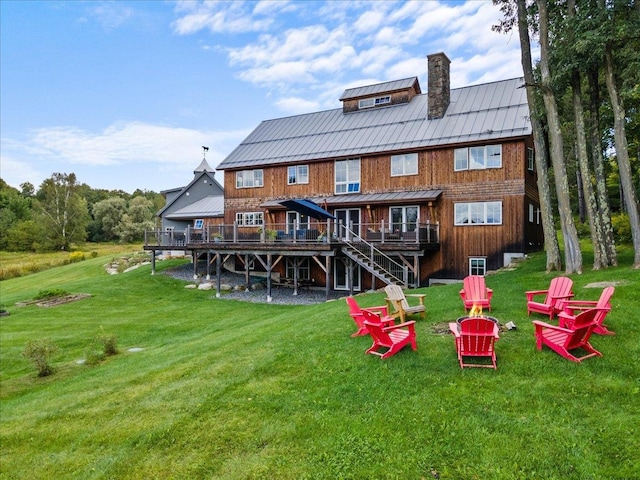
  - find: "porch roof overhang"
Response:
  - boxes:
[277,198,336,220]
[262,190,442,211]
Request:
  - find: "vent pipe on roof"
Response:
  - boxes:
[427,52,451,119]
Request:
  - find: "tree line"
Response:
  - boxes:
[495,0,640,270]
[0,173,164,251]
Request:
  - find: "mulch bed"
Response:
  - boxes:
[16,294,92,308]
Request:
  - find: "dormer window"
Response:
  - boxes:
[358,96,391,109]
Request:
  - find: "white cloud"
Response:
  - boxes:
[87,2,135,31]
[1,122,249,191]
[172,1,275,35]
[275,97,320,114]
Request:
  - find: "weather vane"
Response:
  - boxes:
[202,146,209,158]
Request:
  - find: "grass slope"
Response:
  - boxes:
[1,248,639,479]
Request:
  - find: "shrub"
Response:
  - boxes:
[23,339,58,377]
[90,251,98,258]
[84,342,105,366]
[34,289,69,300]
[97,329,118,356]
[611,212,632,244]
[69,251,85,263]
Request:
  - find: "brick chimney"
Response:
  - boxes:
[427,52,451,119]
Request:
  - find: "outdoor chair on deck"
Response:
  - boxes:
[384,284,426,322]
[448,317,500,369]
[345,296,392,337]
[525,276,574,319]
[362,309,417,359]
[558,286,615,335]
[533,308,602,363]
[459,275,493,313]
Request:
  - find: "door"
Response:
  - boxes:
[335,208,361,240]
[334,257,361,291]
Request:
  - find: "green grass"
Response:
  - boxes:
[1,246,639,479]
[0,243,144,281]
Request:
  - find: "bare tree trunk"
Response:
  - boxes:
[604,44,640,268]
[536,0,583,274]
[517,0,562,271]
[571,71,608,269]
[587,65,617,265]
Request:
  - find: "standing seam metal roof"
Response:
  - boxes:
[217,77,530,171]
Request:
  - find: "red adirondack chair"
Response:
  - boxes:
[362,309,417,359]
[532,308,602,363]
[558,286,615,335]
[448,317,500,369]
[459,275,493,312]
[526,276,574,319]
[345,296,391,337]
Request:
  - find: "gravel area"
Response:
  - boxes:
[162,263,345,305]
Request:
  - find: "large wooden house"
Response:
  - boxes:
[145,52,543,297]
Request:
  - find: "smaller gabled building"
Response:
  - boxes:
[157,158,225,233]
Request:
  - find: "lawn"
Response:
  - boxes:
[0,247,639,479]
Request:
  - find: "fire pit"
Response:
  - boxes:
[457,315,498,324]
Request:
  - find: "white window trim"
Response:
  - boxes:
[235,212,264,227]
[287,165,309,185]
[454,145,502,171]
[391,153,418,177]
[454,201,502,226]
[236,169,264,189]
[527,147,535,171]
[335,158,361,194]
[469,257,487,276]
[359,96,391,109]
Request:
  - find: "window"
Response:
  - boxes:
[286,211,309,232]
[527,147,535,171]
[454,202,502,225]
[235,212,264,226]
[358,96,391,109]
[529,204,534,223]
[335,158,360,194]
[469,257,486,276]
[288,165,309,185]
[286,258,310,280]
[390,206,418,232]
[193,219,204,229]
[236,169,264,188]
[391,153,418,176]
[454,145,502,171]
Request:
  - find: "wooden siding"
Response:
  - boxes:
[221,136,543,282]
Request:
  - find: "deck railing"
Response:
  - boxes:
[144,221,439,247]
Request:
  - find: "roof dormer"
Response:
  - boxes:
[339,77,421,113]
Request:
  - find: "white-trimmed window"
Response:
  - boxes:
[454,145,502,171]
[469,257,486,276]
[527,147,535,171]
[236,169,264,188]
[193,219,204,229]
[529,204,534,223]
[288,165,309,185]
[235,212,264,227]
[359,96,391,109]
[454,202,502,225]
[391,153,418,176]
[335,158,360,194]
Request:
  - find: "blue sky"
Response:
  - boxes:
[1,0,530,193]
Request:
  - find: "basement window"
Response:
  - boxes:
[469,257,486,276]
[358,96,391,109]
